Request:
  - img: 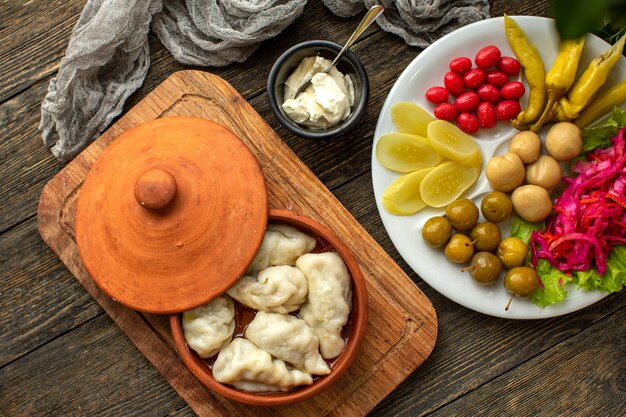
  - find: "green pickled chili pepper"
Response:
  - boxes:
[531,37,585,132]
[504,15,546,127]
[575,80,626,128]
[559,33,626,119]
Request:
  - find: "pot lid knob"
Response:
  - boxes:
[134,168,177,210]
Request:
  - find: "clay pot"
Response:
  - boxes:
[169,209,368,406]
[75,117,268,314]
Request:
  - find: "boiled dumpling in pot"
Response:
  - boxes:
[212,338,313,392]
[247,224,317,274]
[245,311,330,375]
[297,252,352,359]
[182,295,235,358]
[227,265,307,314]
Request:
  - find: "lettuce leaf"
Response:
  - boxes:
[510,214,545,245]
[581,107,626,153]
[531,259,572,307]
[573,245,626,292]
[510,215,545,264]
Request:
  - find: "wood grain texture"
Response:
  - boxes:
[0,0,86,102]
[0,314,187,417]
[0,217,101,367]
[429,305,626,417]
[37,70,437,416]
[3,0,624,416]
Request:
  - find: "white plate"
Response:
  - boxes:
[372,16,626,319]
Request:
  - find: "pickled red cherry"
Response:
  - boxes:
[477,84,500,103]
[425,86,450,104]
[477,102,497,129]
[434,102,458,121]
[449,57,472,75]
[455,91,480,112]
[486,71,508,87]
[498,56,521,76]
[475,45,501,69]
[444,72,465,96]
[457,113,479,134]
[500,81,525,100]
[463,68,486,89]
[495,100,521,120]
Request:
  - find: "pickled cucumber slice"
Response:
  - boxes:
[419,161,480,207]
[376,133,444,173]
[382,168,433,215]
[427,120,482,167]
[391,102,434,137]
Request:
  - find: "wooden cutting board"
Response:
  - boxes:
[37,70,437,416]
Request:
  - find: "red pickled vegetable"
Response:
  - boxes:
[500,81,525,100]
[475,45,501,69]
[425,86,449,103]
[477,102,497,129]
[463,68,486,88]
[455,91,480,112]
[434,102,458,121]
[449,57,472,74]
[532,128,626,275]
[495,100,521,120]
[457,112,479,134]
[477,84,501,103]
[444,71,465,95]
[486,70,508,87]
[498,56,521,76]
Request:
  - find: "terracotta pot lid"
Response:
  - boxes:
[76,117,268,314]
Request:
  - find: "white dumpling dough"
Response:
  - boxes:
[247,224,317,274]
[227,265,308,313]
[182,295,235,358]
[245,311,330,375]
[297,252,352,359]
[212,338,313,392]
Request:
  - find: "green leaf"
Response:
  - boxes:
[552,0,611,39]
[532,259,572,307]
[581,107,626,153]
[510,215,545,246]
[575,246,626,292]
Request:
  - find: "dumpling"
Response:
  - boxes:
[212,338,313,392]
[182,295,235,358]
[247,224,317,274]
[227,265,307,313]
[297,252,352,359]
[245,311,330,375]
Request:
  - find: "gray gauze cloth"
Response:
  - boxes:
[40,0,489,161]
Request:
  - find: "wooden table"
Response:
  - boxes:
[1,1,624,415]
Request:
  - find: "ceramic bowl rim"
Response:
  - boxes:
[267,40,370,140]
[170,208,369,406]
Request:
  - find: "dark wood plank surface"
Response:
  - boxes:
[1,0,624,416]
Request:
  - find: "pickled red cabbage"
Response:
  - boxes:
[531,127,626,275]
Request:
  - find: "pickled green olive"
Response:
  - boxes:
[446,198,479,231]
[469,222,502,252]
[422,216,453,248]
[480,191,513,223]
[464,252,503,283]
[497,237,528,269]
[504,266,539,297]
[444,234,474,264]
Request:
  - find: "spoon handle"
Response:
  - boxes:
[327,5,385,70]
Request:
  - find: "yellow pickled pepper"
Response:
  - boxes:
[559,33,626,119]
[504,15,546,127]
[575,80,626,128]
[531,37,585,131]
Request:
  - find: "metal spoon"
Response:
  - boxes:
[293,4,384,97]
